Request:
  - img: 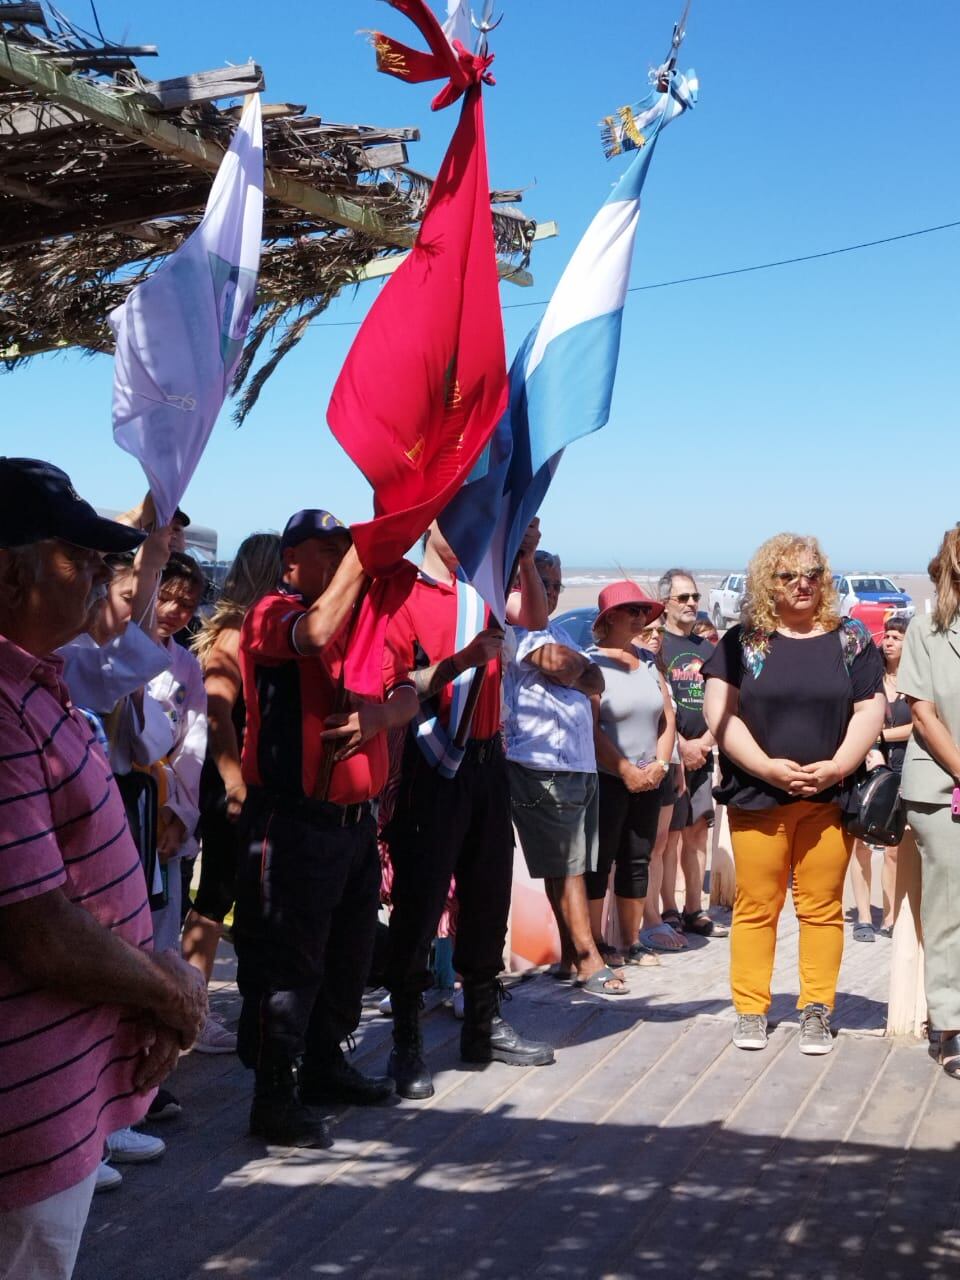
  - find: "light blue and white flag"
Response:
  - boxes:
[439,70,697,620]
[110,95,263,525]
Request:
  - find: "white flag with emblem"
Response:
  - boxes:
[109,95,263,524]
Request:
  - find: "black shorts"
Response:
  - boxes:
[191,758,238,922]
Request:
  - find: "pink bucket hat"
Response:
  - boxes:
[595,580,665,630]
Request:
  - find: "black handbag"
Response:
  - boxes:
[842,764,905,847]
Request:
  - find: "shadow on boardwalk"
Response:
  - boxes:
[79,966,958,1280]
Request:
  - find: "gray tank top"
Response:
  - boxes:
[587,644,664,773]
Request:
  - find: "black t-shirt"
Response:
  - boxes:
[660,630,714,740]
[701,624,884,810]
[885,694,912,775]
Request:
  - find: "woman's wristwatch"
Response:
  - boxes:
[655,759,670,774]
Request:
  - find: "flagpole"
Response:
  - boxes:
[452,546,518,750]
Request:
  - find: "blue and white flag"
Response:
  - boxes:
[110,95,264,525]
[439,71,697,620]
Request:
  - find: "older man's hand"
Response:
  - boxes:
[152,950,207,1049]
[132,1016,183,1093]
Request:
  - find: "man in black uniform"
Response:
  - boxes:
[234,511,417,1146]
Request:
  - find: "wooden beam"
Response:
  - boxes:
[354,219,556,288]
[134,61,264,111]
[0,3,44,25]
[0,171,69,209]
[0,39,415,248]
[356,142,408,170]
[0,40,536,284]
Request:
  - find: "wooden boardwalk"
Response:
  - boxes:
[78,907,960,1280]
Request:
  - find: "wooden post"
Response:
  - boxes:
[886,825,926,1038]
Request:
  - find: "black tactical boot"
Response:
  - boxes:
[386,995,434,1100]
[460,981,555,1067]
[249,1055,332,1148]
[299,1043,395,1106]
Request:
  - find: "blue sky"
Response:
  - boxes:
[3,0,958,569]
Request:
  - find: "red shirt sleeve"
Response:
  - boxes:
[242,593,307,664]
[385,607,416,689]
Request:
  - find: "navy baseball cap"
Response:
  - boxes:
[0,458,146,553]
[280,509,350,552]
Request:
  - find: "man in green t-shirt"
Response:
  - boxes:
[657,568,723,937]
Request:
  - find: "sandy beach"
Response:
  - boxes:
[557,569,934,618]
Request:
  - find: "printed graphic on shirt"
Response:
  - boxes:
[660,631,714,740]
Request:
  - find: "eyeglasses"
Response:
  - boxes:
[773,566,825,586]
[619,604,653,617]
[670,592,701,604]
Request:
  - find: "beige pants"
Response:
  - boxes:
[906,801,960,1029]
[0,1168,97,1280]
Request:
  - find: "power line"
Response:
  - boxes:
[307,218,960,328]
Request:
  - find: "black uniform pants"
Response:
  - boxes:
[384,735,514,998]
[233,787,381,1071]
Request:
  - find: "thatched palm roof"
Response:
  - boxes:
[0,3,548,420]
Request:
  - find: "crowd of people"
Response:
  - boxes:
[2,455,959,1280]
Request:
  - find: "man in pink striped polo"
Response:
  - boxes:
[0,459,207,1280]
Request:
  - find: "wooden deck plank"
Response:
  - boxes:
[74,905,939,1280]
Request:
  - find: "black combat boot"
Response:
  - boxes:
[386,995,434,1100]
[460,981,555,1067]
[299,1042,395,1106]
[249,1054,332,1148]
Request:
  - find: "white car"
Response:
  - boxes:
[709,573,746,629]
[833,574,915,620]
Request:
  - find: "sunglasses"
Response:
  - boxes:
[618,604,654,617]
[773,566,825,586]
[670,592,701,604]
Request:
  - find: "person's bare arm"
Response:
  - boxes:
[908,697,960,782]
[881,722,913,744]
[504,519,547,630]
[320,685,418,762]
[130,526,173,632]
[0,889,206,1045]
[204,628,245,818]
[290,545,368,655]
[411,628,503,702]
[656,672,677,767]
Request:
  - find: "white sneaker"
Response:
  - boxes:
[732,1013,768,1050]
[194,1012,237,1055]
[95,1160,123,1192]
[105,1127,166,1164]
[378,993,392,1016]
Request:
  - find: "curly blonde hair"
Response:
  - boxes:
[741,532,841,635]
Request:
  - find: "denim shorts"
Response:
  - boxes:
[507,762,599,879]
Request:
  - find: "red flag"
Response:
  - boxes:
[327,0,508,576]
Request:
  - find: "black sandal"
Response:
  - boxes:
[661,909,683,933]
[682,910,715,937]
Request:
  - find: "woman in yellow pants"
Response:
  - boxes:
[702,533,885,1055]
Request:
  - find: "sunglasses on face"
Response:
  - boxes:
[670,593,700,604]
[619,604,653,617]
[773,566,825,586]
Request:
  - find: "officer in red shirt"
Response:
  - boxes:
[383,521,555,1099]
[234,510,417,1148]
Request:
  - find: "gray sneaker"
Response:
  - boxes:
[732,1013,768,1050]
[799,1003,834,1055]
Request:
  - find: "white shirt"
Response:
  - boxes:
[503,622,596,774]
[59,626,172,775]
[146,639,207,861]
